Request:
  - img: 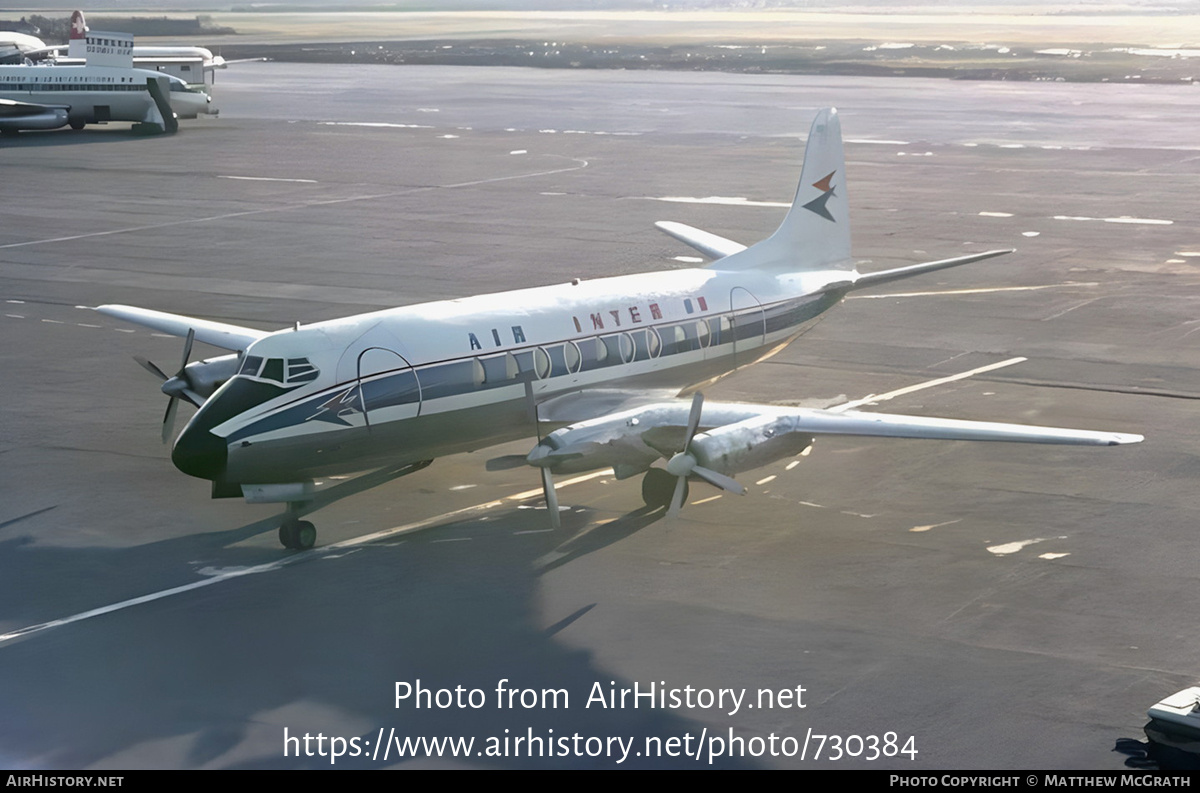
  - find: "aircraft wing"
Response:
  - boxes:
[759,407,1141,446]
[537,387,690,424]
[95,305,270,352]
[528,387,1141,492]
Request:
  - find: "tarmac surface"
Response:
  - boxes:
[1,63,1198,769]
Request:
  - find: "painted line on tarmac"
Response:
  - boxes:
[0,158,589,251]
[832,357,1027,413]
[0,469,610,647]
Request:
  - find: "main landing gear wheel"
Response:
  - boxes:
[69,119,85,130]
[642,468,686,511]
[279,520,316,550]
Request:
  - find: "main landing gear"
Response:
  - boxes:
[642,468,687,511]
[279,517,316,550]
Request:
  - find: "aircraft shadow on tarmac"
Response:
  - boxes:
[1113,736,1200,771]
[0,490,763,769]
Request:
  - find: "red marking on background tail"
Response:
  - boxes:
[70,11,87,39]
[812,171,836,193]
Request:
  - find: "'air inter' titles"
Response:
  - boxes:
[570,296,709,333]
[465,295,710,350]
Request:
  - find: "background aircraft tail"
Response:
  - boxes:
[716,107,853,274]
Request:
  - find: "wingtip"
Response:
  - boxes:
[1109,433,1145,446]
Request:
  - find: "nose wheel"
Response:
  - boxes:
[279,519,316,550]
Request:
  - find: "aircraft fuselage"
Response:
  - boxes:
[0,64,211,129]
[174,265,849,487]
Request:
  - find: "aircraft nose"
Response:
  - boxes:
[172,420,227,481]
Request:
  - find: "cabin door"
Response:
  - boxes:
[356,347,422,432]
[730,286,766,363]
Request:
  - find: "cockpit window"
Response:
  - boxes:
[238,355,319,385]
[287,358,319,383]
[261,358,284,383]
[239,355,263,376]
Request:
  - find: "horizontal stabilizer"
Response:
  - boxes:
[655,221,747,260]
[96,305,269,352]
[852,249,1014,291]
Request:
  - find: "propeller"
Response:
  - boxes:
[540,466,561,529]
[521,371,561,529]
[133,328,200,443]
[663,392,747,517]
[485,454,532,472]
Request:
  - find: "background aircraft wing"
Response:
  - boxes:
[0,97,69,131]
[95,305,270,352]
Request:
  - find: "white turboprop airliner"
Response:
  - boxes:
[98,109,1142,550]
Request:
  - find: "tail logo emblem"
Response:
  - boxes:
[802,170,837,222]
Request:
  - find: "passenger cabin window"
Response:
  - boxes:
[534,348,552,379]
[577,337,611,372]
[564,341,582,374]
[618,333,636,364]
[479,353,517,385]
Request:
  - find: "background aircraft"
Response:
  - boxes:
[2,12,243,88]
[98,108,1142,550]
[0,11,215,133]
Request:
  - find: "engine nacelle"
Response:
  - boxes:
[527,414,662,477]
[691,415,814,476]
[161,354,240,402]
[183,354,240,399]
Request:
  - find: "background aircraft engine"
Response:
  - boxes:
[689,415,815,477]
[0,103,69,131]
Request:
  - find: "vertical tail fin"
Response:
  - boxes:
[716,108,853,274]
[68,11,87,60]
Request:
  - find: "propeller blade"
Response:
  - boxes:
[134,356,169,382]
[486,454,531,471]
[161,396,179,444]
[683,392,704,450]
[540,466,561,529]
[141,330,198,443]
[177,327,195,376]
[666,474,689,518]
[664,392,706,518]
[692,466,747,496]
